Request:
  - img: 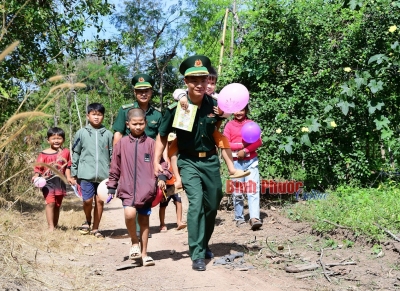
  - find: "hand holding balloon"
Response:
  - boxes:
[33,177,46,188]
[151,187,164,208]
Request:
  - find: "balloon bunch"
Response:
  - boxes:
[218,83,262,143]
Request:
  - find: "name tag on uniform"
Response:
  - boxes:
[144,153,150,162]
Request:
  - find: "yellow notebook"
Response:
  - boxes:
[172,102,198,132]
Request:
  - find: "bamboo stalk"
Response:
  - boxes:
[218,8,229,75]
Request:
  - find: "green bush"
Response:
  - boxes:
[286,184,400,240]
[219,0,400,189]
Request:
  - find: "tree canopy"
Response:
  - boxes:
[2,0,400,191]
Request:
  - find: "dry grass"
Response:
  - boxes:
[4,112,52,128]
[0,41,99,290]
[0,193,106,290]
[0,41,19,62]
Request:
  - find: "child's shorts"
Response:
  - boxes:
[42,190,63,207]
[122,204,152,216]
[41,178,65,207]
[79,180,100,201]
[160,193,181,208]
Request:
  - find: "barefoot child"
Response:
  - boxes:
[172,66,249,188]
[71,103,113,238]
[107,108,161,267]
[158,132,187,232]
[32,127,73,231]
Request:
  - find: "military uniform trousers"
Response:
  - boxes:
[178,153,223,260]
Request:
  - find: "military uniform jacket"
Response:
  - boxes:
[112,101,162,140]
[158,94,223,152]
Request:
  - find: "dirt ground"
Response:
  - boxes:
[3,191,400,291]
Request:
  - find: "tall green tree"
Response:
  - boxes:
[182,0,243,71]
[112,0,185,109]
[28,57,130,148]
[0,0,120,125]
[221,0,400,188]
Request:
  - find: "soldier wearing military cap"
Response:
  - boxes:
[154,55,223,271]
[112,73,162,145]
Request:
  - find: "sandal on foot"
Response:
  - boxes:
[250,218,263,231]
[79,221,91,234]
[229,170,250,179]
[142,256,155,267]
[174,186,184,194]
[177,223,187,230]
[129,245,141,260]
[236,220,246,227]
[90,230,104,238]
[160,225,168,233]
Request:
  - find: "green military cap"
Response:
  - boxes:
[179,55,211,77]
[131,73,155,89]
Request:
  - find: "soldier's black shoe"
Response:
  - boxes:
[205,248,214,259]
[192,259,206,271]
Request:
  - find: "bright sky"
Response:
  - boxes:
[81,0,120,41]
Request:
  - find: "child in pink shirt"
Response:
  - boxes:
[223,105,263,230]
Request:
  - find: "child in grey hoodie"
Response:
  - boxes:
[71,103,113,238]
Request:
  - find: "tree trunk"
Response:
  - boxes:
[218,8,229,75]
[159,70,164,111]
[86,96,89,126]
[68,91,72,150]
[230,0,236,58]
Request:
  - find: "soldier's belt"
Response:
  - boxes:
[181,148,217,158]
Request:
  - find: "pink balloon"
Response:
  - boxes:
[33,177,46,188]
[218,83,249,114]
[151,187,164,208]
[241,122,261,143]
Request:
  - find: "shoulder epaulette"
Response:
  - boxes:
[152,106,161,112]
[168,102,178,110]
[122,103,135,109]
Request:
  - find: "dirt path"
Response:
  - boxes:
[26,192,400,291]
[87,193,308,291]
[3,190,400,290]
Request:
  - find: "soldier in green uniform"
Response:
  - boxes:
[154,55,223,271]
[112,73,163,239]
[112,73,162,145]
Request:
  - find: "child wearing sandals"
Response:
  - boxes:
[32,127,73,231]
[172,66,249,189]
[107,108,162,267]
[71,103,113,238]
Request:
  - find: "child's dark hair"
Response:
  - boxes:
[126,108,146,121]
[87,103,105,115]
[208,66,218,81]
[47,127,65,139]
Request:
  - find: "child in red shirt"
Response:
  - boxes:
[32,127,73,231]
